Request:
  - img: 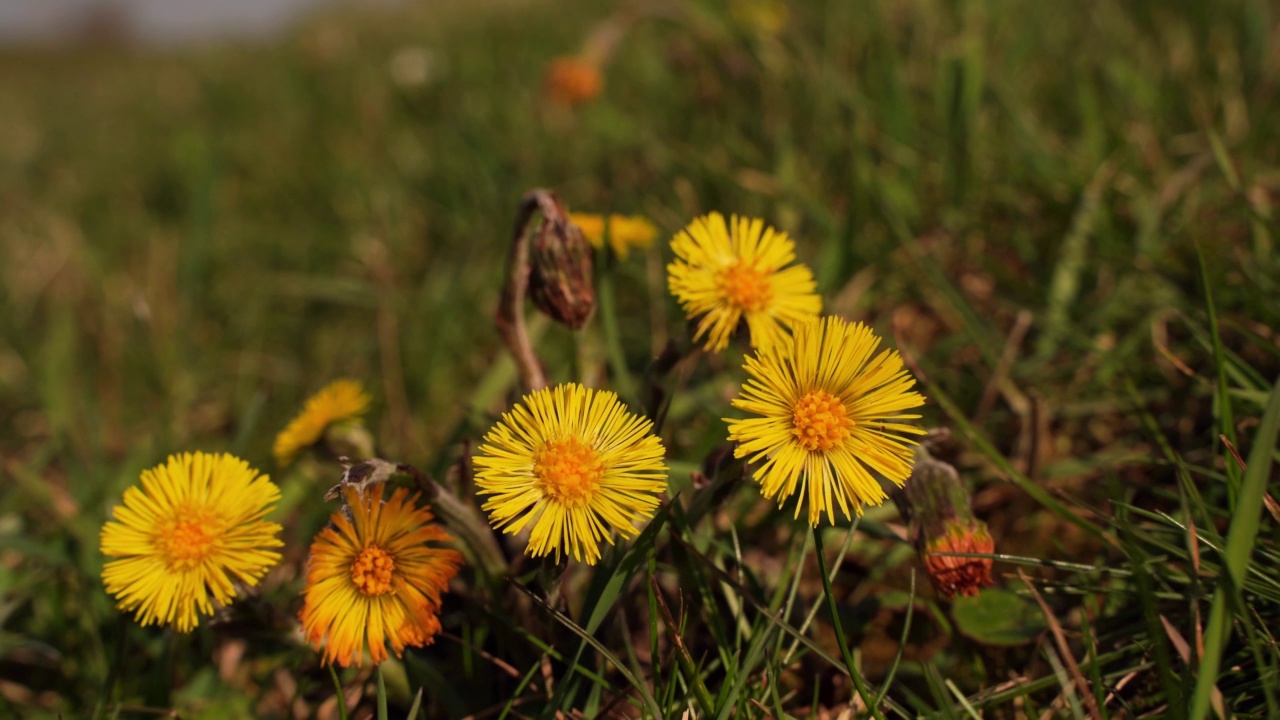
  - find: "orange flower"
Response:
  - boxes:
[545,56,602,105]
[299,485,462,667]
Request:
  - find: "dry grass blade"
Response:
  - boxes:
[1018,570,1102,720]
[649,578,716,717]
[1158,616,1226,719]
[1221,434,1280,524]
[974,309,1033,424]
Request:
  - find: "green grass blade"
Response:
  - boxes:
[1190,374,1280,720]
[1035,162,1110,361]
[650,576,717,717]
[873,568,916,709]
[513,582,662,717]
[1195,241,1241,497]
[923,376,1110,542]
[712,616,778,720]
[497,661,542,720]
[405,688,424,720]
[594,252,637,404]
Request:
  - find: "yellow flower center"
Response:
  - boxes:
[350,546,396,596]
[156,508,225,571]
[791,389,853,452]
[534,436,605,506]
[718,262,773,312]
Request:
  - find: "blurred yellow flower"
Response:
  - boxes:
[726,316,926,525]
[474,383,668,565]
[100,452,283,633]
[273,379,371,467]
[569,212,659,258]
[730,0,789,35]
[299,484,462,667]
[545,56,602,105]
[667,212,821,353]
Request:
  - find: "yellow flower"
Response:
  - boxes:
[100,452,283,633]
[569,213,659,258]
[273,379,371,467]
[726,316,926,525]
[299,484,462,667]
[730,0,789,35]
[474,383,668,565]
[667,212,822,353]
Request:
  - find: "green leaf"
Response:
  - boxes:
[951,590,1046,646]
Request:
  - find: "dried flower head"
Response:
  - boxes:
[528,211,596,330]
[667,213,821,353]
[100,452,283,632]
[726,316,926,524]
[474,383,668,564]
[299,484,462,667]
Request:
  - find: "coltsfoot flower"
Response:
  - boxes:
[299,485,462,667]
[569,213,659,258]
[474,383,668,564]
[667,212,821,353]
[726,316,926,524]
[273,379,371,467]
[100,452,283,632]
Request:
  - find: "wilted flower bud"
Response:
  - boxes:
[903,449,996,599]
[528,207,596,329]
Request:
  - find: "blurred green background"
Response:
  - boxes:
[1,0,1278,716]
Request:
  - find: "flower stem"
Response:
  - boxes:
[497,190,564,391]
[376,665,389,720]
[812,526,885,719]
[328,665,348,720]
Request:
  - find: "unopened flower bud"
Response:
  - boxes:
[902,449,996,599]
[528,208,595,330]
[923,518,995,599]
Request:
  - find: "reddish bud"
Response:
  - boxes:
[902,451,998,600]
[923,518,995,599]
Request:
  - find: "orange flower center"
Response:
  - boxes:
[350,546,396,596]
[156,508,224,570]
[534,436,605,506]
[791,390,853,452]
[718,262,773,313]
